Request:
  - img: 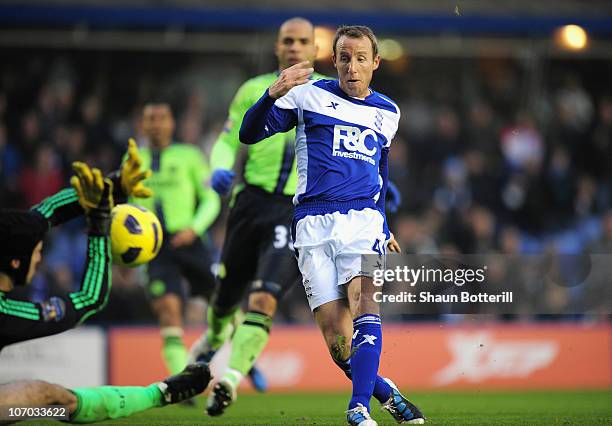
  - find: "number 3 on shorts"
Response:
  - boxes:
[273,225,293,250]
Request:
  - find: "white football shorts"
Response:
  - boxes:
[293,207,387,310]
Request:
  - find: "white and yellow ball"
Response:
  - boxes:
[110,204,162,267]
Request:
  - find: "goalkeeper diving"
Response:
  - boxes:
[0,141,212,423]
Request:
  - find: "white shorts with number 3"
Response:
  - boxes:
[293,208,387,310]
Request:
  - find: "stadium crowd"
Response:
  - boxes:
[1,50,610,323]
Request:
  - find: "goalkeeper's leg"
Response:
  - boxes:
[0,364,211,423]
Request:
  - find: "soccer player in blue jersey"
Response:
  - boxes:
[240,25,425,425]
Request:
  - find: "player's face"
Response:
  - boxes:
[275,21,318,70]
[333,35,380,99]
[142,105,175,148]
[25,241,43,285]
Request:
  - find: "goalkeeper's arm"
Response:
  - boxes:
[0,178,113,349]
[0,232,111,348]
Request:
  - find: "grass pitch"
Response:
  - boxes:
[26,390,611,425]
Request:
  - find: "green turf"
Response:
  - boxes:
[24,390,612,425]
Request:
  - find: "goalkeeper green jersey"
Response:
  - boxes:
[211,72,326,196]
[132,143,220,236]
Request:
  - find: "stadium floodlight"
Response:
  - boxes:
[555,24,588,51]
[379,39,404,61]
[314,26,334,61]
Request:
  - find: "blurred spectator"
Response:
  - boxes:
[498,226,522,255]
[466,206,497,252]
[500,110,544,172]
[592,97,612,208]
[18,144,64,208]
[464,100,503,210]
[395,213,439,254]
[574,175,598,219]
[589,210,612,253]
[555,74,594,133]
[0,123,20,183]
[498,111,549,230]
[0,122,21,206]
[19,110,42,163]
[551,75,595,175]
[45,220,87,294]
[544,146,577,228]
[433,157,472,213]
[81,94,112,151]
[0,92,7,119]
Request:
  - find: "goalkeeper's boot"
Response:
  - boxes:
[346,403,377,426]
[205,378,236,416]
[157,362,212,405]
[380,378,425,424]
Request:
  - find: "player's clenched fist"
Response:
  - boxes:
[268,61,314,99]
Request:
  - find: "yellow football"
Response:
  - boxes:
[110,204,163,267]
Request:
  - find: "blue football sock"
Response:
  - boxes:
[348,314,383,412]
[334,358,392,403]
[373,375,392,402]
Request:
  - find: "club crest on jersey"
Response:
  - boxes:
[41,296,66,322]
[332,125,377,165]
[374,110,384,131]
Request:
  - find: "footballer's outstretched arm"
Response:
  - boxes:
[68,166,114,325]
[0,177,113,349]
[31,188,83,229]
[0,233,111,348]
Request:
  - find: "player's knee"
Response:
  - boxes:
[328,334,351,362]
[348,277,379,317]
[248,291,277,317]
[153,294,182,326]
